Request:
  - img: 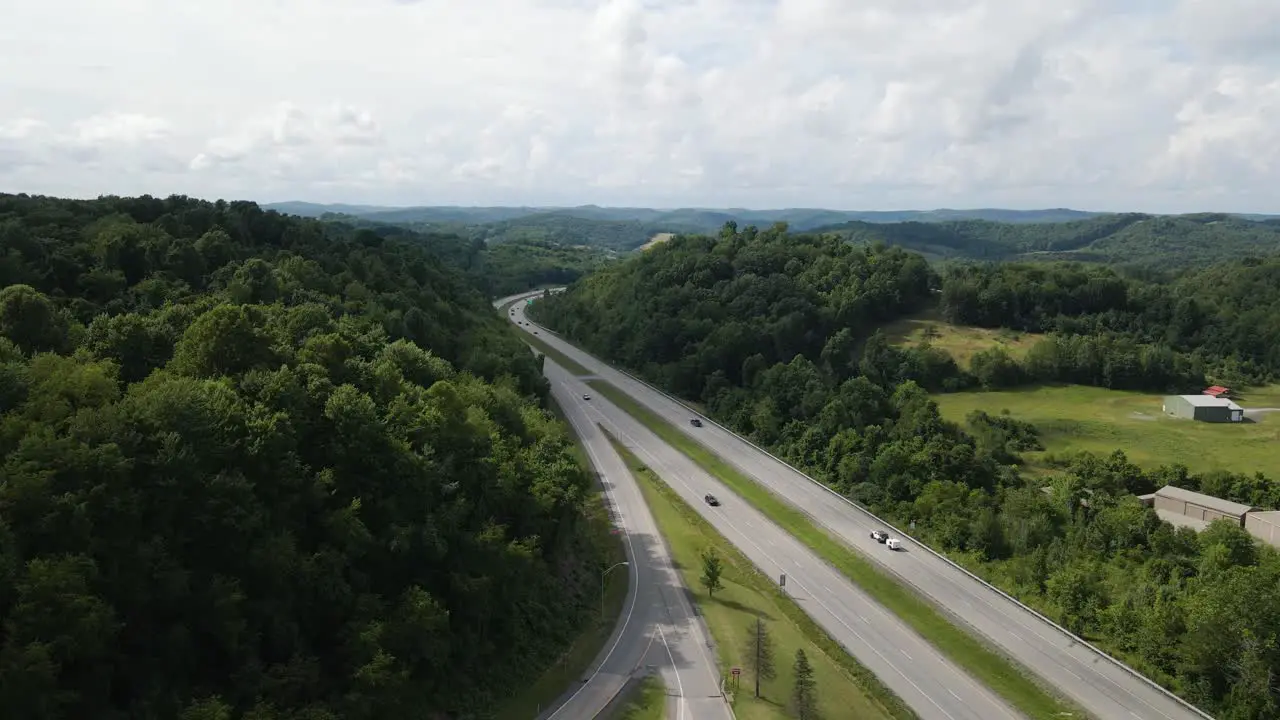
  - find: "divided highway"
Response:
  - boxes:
[576,369,1022,720]
[508,299,1215,720]
[496,296,733,719]
[506,297,1019,720]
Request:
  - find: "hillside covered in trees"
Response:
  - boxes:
[533,223,1280,718]
[311,216,614,296]
[819,213,1280,269]
[265,202,1108,230]
[0,193,609,719]
[940,258,1280,388]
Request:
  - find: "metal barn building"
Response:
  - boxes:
[1162,394,1244,423]
[1245,511,1280,547]
[1153,485,1256,531]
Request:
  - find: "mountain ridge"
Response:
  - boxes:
[265,201,1280,230]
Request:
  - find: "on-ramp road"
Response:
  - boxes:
[533,358,733,720]
[508,299,1214,720]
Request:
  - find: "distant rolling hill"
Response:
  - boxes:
[263,202,1111,230]
[264,202,1280,268]
[816,212,1280,269]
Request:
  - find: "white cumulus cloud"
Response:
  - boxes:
[0,0,1274,211]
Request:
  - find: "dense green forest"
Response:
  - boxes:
[819,212,1280,269]
[941,259,1280,386]
[0,193,610,719]
[310,216,613,296]
[533,223,1280,718]
[271,204,1280,278]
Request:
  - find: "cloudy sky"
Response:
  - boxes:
[1,0,1276,212]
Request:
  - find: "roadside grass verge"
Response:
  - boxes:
[522,331,593,376]
[611,675,667,720]
[590,379,1080,720]
[494,396,628,719]
[607,432,912,720]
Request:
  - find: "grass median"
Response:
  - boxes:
[612,676,666,720]
[522,330,593,377]
[590,379,1082,720]
[607,431,913,720]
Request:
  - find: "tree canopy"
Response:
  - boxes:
[0,193,612,719]
[941,258,1280,386]
[821,212,1280,270]
[533,221,1280,717]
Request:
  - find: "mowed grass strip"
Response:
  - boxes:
[494,396,628,719]
[606,432,912,720]
[589,379,1080,720]
[613,675,667,720]
[521,330,593,377]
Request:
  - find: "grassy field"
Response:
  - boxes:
[933,383,1280,479]
[588,379,1080,720]
[612,675,667,720]
[608,435,910,720]
[880,309,1043,368]
[494,395,629,719]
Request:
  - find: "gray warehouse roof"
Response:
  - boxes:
[1173,394,1243,410]
[1156,485,1256,516]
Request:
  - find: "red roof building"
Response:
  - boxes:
[1204,385,1231,397]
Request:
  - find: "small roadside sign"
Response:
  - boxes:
[779,573,786,587]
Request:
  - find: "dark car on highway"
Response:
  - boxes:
[690,418,703,427]
[870,529,888,544]
[704,494,720,506]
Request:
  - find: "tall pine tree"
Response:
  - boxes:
[741,615,776,698]
[791,648,819,719]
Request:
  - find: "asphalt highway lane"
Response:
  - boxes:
[508,297,1213,720]
[535,356,732,720]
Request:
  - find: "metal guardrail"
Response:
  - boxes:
[531,318,1215,720]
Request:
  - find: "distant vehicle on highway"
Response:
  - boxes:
[582,394,590,401]
[870,529,888,544]
[533,331,538,334]
[886,538,902,551]
[690,418,703,427]
[704,493,720,506]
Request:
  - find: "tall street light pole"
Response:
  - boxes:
[601,561,630,621]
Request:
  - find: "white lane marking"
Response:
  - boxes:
[545,390,643,719]
[571,388,728,716]
[522,309,1191,720]
[614,429,962,720]
[546,347,1010,720]
[657,623,687,720]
